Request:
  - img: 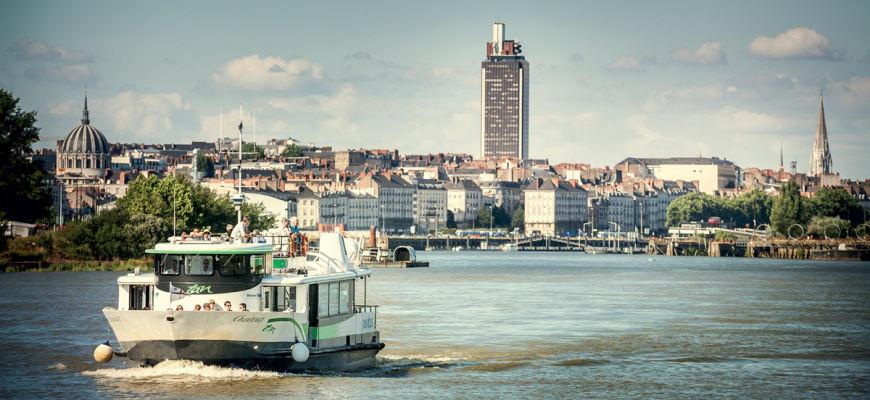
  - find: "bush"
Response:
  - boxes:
[807,216,851,239]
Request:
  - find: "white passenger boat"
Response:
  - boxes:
[101,233,384,371]
[99,119,383,372]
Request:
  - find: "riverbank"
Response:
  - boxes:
[1,259,151,273]
[648,237,870,260]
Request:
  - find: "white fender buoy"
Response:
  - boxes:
[94,341,113,363]
[291,343,309,363]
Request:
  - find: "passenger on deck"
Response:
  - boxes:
[200,258,212,274]
[190,228,204,239]
[202,303,211,311]
[195,304,202,311]
[289,216,302,256]
[252,229,266,243]
[202,230,211,241]
[277,218,291,256]
[224,301,232,311]
[239,303,247,311]
[175,305,183,311]
[243,216,252,242]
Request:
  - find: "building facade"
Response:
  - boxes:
[481,22,529,160]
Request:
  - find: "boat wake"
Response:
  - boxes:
[82,359,284,381]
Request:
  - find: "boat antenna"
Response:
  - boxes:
[237,104,244,229]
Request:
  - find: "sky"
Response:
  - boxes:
[2,0,869,180]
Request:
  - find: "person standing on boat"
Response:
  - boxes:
[289,217,301,255]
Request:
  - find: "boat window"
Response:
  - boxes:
[328,282,339,317]
[250,255,264,275]
[187,255,214,276]
[283,286,296,312]
[217,254,245,276]
[339,280,352,314]
[318,284,329,318]
[159,254,181,276]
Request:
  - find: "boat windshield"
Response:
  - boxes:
[156,254,264,277]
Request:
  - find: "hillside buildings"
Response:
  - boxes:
[481,22,529,160]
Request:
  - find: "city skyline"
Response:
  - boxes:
[2,1,869,179]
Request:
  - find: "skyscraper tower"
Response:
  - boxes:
[481,22,529,159]
[808,95,832,176]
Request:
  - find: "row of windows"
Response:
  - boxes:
[318,280,353,318]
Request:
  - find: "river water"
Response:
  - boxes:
[1,252,868,399]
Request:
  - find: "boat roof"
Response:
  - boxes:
[146,240,275,255]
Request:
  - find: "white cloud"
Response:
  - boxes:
[829,76,870,108]
[267,83,361,138]
[9,39,93,63]
[605,57,646,72]
[91,91,190,141]
[748,27,845,60]
[211,55,325,91]
[670,42,726,65]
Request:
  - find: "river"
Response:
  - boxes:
[1,252,868,399]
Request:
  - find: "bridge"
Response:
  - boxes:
[383,235,648,253]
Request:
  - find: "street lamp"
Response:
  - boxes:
[609,221,619,252]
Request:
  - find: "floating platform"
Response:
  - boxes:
[366,260,429,268]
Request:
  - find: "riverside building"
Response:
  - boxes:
[481,22,529,160]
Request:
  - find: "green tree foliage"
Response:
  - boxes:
[118,175,274,233]
[53,208,171,260]
[492,205,511,228]
[0,89,52,223]
[511,205,525,230]
[810,187,863,226]
[807,216,851,239]
[445,209,457,229]
[242,142,264,160]
[280,144,303,158]
[770,179,808,236]
[195,153,215,178]
[666,191,774,229]
[476,206,493,228]
[733,189,774,227]
[666,193,718,227]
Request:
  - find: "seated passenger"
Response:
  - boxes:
[199,258,212,274]
[202,230,211,240]
[239,303,247,311]
[224,301,232,311]
[194,304,202,311]
[175,305,183,311]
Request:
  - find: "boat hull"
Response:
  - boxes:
[104,309,384,372]
[123,339,384,371]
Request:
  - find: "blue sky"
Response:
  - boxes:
[2,0,869,179]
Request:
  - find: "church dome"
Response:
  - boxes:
[60,94,110,154]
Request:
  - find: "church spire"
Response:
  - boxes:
[81,89,90,125]
[808,94,832,176]
[779,140,785,172]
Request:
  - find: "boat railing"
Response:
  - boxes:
[354,305,378,328]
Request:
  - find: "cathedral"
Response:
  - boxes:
[57,91,111,178]
[808,95,833,177]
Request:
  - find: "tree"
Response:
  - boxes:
[280,144,303,158]
[445,209,457,229]
[118,175,274,233]
[734,189,773,228]
[770,179,807,236]
[810,187,863,227]
[196,153,215,178]
[0,89,52,223]
[511,205,525,230]
[476,207,492,228]
[493,205,511,228]
[666,193,718,227]
[242,142,264,160]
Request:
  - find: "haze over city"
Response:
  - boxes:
[2,0,868,179]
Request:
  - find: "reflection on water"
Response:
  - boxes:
[1,254,868,399]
